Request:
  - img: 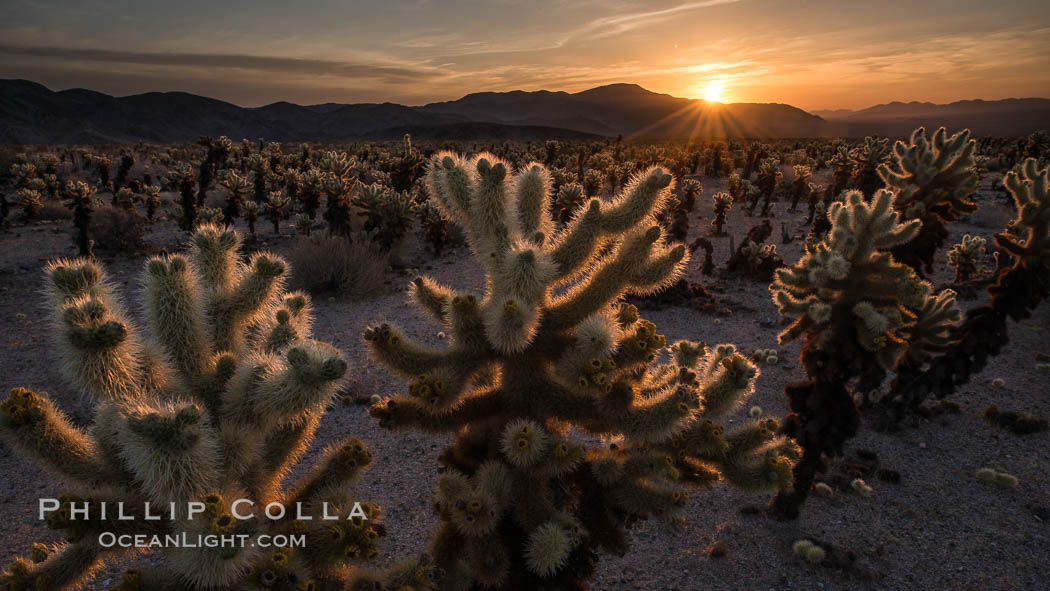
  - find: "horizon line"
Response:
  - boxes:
[3,76,1049,115]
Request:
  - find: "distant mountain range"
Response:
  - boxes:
[1,79,1048,144]
[813,99,1050,137]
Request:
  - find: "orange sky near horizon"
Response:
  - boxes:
[0,0,1048,111]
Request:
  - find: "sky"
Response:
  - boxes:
[1,0,1048,111]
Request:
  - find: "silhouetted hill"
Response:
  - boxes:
[418,83,828,138]
[2,79,1048,143]
[0,80,467,144]
[817,98,1050,137]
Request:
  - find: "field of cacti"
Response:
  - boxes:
[0,131,1048,590]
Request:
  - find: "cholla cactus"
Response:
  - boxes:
[12,162,38,188]
[734,240,781,278]
[62,181,96,257]
[849,136,891,198]
[417,199,450,258]
[265,191,291,234]
[879,127,978,275]
[879,158,1050,422]
[0,226,383,590]
[242,200,262,236]
[319,152,357,237]
[220,170,251,227]
[998,158,1050,269]
[790,165,812,212]
[711,192,732,235]
[947,234,987,283]
[768,189,959,518]
[246,154,270,204]
[727,171,743,201]
[300,169,326,220]
[352,184,415,251]
[195,206,224,227]
[16,188,43,219]
[143,185,161,221]
[113,187,138,211]
[752,158,781,216]
[582,168,604,197]
[678,178,702,213]
[828,145,852,195]
[554,182,585,223]
[365,153,797,588]
[166,162,198,231]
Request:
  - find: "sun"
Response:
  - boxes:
[703,81,724,102]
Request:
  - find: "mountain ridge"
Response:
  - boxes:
[1,79,1048,144]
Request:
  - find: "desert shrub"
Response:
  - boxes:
[289,232,388,299]
[36,200,73,221]
[92,205,147,253]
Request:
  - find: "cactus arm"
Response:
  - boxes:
[208,253,286,352]
[285,437,373,507]
[0,388,117,486]
[546,227,686,329]
[370,388,504,432]
[143,255,210,381]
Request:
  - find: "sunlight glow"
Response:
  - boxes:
[703,81,724,102]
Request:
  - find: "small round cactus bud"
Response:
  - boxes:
[975,467,997,483]
[994,471,1019,489]
[29,543,48,564]
[500,419,547,467]
[320,358,348,380]
[525,522,572,577]
[851,478,873,496]
[287,347,309,367]
[813,482,834,498]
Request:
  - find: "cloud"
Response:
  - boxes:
[0,44,433,83]
[571,0,742,40]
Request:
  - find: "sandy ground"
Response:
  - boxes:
[0,170,1047,590]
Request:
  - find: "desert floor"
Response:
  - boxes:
[1,170,1047,590]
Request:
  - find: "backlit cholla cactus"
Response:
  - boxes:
[16,187,43,218]
[789,164,812,212]
[711,191,733,235]
[947,234,987,283]
[768,189,960,518]
[751,157,781,216]
[0,225,385,591]
[319,152,357,237]
[848,136,891,199]
[999,158,1050,270]
[365,153,797,589]
[876,162,1050,425]
[878,127,978,275]
[220,170,251,227]
[554,182,585,224]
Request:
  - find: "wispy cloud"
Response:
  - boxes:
[0,44,433,82]
[570,0,742,40]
